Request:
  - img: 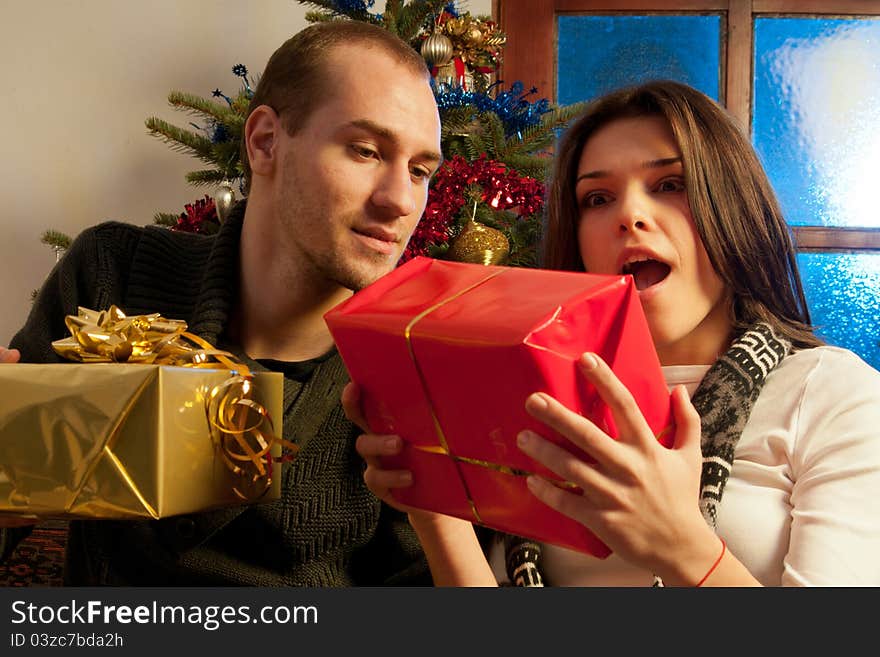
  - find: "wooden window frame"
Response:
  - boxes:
[493,0,880,252]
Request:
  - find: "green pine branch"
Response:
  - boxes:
[439,107,477,132]
[394,0,446,42]
[185,169,233,187]
[166,91,232,124]
[487,100,590,163]
[497,153,552,181]
[482,112,507,160]
[153,212,180,227]
[300,0,445,41]
[383,12,399,35]
[544,100,591,127]
[145,117,215,163]
[300,1,380,24]
[304,10,336,22]
[41,230,71,251]
[383,0,403,22]
[211,141,245,178]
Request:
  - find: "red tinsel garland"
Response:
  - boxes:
[172,195,219,233]
[402,154,544,262]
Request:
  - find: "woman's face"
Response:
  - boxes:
[575,115,732,365]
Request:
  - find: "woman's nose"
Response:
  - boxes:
[616,192,651,233]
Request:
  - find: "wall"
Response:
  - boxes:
[0,0,491,346]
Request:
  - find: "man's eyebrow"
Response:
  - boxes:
[347,119,442,166]
[575,157,682,184]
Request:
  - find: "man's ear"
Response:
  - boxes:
[245,105,281,178]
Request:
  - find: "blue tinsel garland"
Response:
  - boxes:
[434,81,551,138]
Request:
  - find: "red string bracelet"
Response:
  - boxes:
[696,538,726,587]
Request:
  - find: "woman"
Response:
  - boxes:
[345,80,880,586]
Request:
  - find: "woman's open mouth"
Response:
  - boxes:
[621,258,671,291]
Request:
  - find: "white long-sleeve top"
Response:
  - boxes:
[490,346,880,586]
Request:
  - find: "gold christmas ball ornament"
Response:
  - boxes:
[421,31,454,67]
[465,26,484,45]
[214,181,236,224]
[447,220,510,266]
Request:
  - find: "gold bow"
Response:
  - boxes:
[52,305,296,500]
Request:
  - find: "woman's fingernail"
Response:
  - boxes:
[527,393,548,411]
[399,472,413,486]
[517,431,532,448]
[384,436,400,451]
[525,475,540,491]
[580,352,598,370]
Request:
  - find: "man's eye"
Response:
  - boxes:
[352,145,377,159]
[410,167,431,181]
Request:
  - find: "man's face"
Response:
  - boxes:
[273,44,442,292]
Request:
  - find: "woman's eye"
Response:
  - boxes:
[656,177,685,193]
[582,192,610,208]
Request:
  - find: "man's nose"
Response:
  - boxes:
[371,164,416,217]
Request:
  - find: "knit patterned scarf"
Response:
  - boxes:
[503,322,791,587]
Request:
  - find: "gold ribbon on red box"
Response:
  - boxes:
[400,272,583,524]
[52,305,296,500]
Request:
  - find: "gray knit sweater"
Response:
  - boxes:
[3,203,430,586]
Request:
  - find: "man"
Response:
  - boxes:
[0,20,442,585]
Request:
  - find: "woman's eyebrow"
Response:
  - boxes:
[644,156,682,169]
[576,157,682,183]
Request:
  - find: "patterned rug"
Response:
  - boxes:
[0,521,67,587]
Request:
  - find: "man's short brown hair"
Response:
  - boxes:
[240,20,430,193]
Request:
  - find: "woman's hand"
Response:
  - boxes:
[517,352,721,585]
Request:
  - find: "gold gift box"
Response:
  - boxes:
[0,364,283,519]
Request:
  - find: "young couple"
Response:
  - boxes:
[3,20,878,586]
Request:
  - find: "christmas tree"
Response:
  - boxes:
[44,1,587,268]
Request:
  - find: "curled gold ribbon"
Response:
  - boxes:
[52,305,296,500]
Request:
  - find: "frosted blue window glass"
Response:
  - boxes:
[556,15,721,106]
[797,252,880,370]
[754,18,880,228]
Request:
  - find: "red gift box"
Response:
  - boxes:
[324,257,673,557]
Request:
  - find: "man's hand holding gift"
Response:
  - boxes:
[0,345,38,527]
[0,347,19,364]
[345,381,446,526]
[344,381,496,587]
